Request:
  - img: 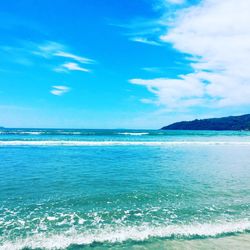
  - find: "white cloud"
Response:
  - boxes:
[54,62,90,73]
[34,41,63,58]
[113,17,165,48]
[35,41,93,63]
[50,85,70,96]
[0,41,94,74]
[33,41,93,73]
[130,74,205,109]
[141,67,161,73]
[131,0,250,110]
[131,37,161,46]
[54,51,94,64]
[167,0,185,4]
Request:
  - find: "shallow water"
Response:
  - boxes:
[0,129,250,249]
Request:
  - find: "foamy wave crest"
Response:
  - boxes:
[1,220,250,250]
[0,131,42,135]
[118,132,149,136]
[1,140,250,147]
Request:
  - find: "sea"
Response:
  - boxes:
[0,128,250,249]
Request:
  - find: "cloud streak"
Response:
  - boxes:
[35,41,93,63]
[112,17,165,48]
[34,41,94,73]
[50,85,70,96]
[130,0,250,110]
[54,62,90,73]
[0,40,95,74]
[54,51,94,64]
[167,0,185,4]
[130,37,162,46]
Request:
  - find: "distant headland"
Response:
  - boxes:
[161,114,250,131]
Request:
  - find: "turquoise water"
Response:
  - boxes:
[1,129,250,249]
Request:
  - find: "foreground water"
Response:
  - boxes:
[0,129,250,249]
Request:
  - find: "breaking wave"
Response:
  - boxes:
[1,140,250,146]
[1,220,250,250]
[117,132,149,136]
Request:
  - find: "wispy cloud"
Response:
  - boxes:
[130,37,162,46]
[130,75,204,109]
[130,0,250,110]
[54,51,94,64]
[34,41,63,58]
[34,41,94,73]
[0,40,94,74]
[50,85,70,96]
[54,62,90,73]
[111,17,165,47]
[166,0,185,4]
[141,66,185,73]
[141,67,162,73]
[34,41,94,63]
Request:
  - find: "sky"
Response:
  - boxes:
[1,0,250,129]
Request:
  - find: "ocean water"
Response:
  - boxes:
[1,128,250,250]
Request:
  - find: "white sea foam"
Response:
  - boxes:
[61,132,82,135]
[1,220,250,250]
[0,131,42,135]
[118,132,149,136]
[0,140,250,146]
[0,131,82,135]
[24,132,42,135]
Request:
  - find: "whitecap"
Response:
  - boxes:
[1,220,250,250]
[1,140,250,146]
[118,132,149,136]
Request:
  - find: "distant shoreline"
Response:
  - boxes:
[162,114,250,131]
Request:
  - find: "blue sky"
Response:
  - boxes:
[1,0,250,128]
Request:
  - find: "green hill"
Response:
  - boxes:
[161,114,250,131]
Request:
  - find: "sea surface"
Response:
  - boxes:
[0,128,250,249]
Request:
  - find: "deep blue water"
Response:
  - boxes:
[1,129,250,249]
